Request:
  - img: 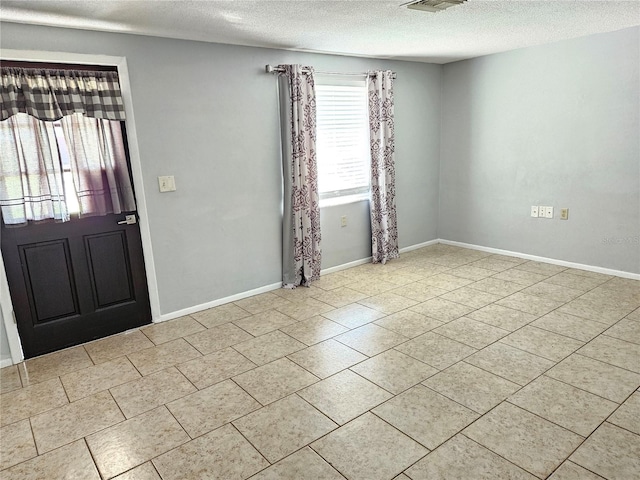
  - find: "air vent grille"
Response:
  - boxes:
[405,0,466,13]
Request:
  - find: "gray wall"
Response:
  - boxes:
[0,308,9,364]
[0,22,441,318]
[439,27,640,274]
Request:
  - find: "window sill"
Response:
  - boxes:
[320,193,370,208]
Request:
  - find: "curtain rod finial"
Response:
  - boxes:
[265,65,273,73]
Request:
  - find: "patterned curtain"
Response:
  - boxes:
[368,70,399,264]
[1,68,126,121]
[278,65,322,287]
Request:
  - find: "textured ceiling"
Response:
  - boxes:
[1,1,639,63]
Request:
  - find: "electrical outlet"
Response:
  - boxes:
[341,215,347,227]
[531,206,539,218]
[158,176,176,193]
[544,206,554,219]
[560,208,569,220]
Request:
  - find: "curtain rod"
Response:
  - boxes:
[265,64,396,79]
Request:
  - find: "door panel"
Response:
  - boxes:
[1,214,151,358]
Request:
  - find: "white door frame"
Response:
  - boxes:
[0,49,161,364]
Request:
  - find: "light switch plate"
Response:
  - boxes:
[544,206,554,219]
[158,176,176,192]
[531,206,539,218]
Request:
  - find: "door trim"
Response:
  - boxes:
[0,49,161,363]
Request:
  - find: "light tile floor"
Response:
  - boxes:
[1,244,639,479]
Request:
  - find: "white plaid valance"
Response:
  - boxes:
[1,67,126,122]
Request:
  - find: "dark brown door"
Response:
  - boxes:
[1,213,151,358]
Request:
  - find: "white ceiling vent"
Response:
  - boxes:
[404,0,466,13]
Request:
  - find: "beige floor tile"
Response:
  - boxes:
[569,422,640,480]
[465,342,554,386]
[18,346,93,385]
[395,332,477,370]
[447,265,495,281]
[233,394,337,463]
[577,335,640,373]
[520,282,584,303]
[334,323,408,357]
[434,317,509,349]
[406,434,536,480]
[515,261,567,276]
[311,287,369,308]
[233,357,318,405]
[280,315,349,345]
[399,263,451,278]
[546,354,640,403]
[311,413,428,480]
[408,297,475,322]
[464,402,583,479]
[110,367,196,418]
[547,461,604,480]
[466,304,538,331]
[31,390,124,453]
[508,376,617,437]
[127,338,201,375]
[493,268,549,286]
[312,272,351,291]
[581,286,640,310]
[176,347,256,389]
[389,283,448,302]
[113,462,161,480]
[531,311,607,342]
[608,391,640,434]
[321,303,386,329]
[440,286,503,309]
[423,362,520,414]
[358,292,419,314]
[233,330,305,365]
[500,326,584,362]
[349,278,399,295]
[287,339,367,378]
[374,310,443,338]
[86,406,189,479]
[250,446,344,480]
[557,297,635,326]
[605,318,640,345]
[545,272,609,291]
[420,273,473,290]
[234,292,294,314]
[0,377,68,426]
[351,349,438,394]
[140,316,205,345]
[627,307,640,321]
[467,277,524,296]
[374,385,478,449]
[1,439,100,480]
[495,292,563,316]
[0,419,37,470]
[152,423,268,480]
[275,297,335,321]
[232,309,297,336]
[272,285,323,303]
[469,257,522,272]
[84,330,153,365]
[0,365,22,394]
[61,356,141,401]
[184,321,254,356]
[191,303,251,328]
[167,379,261,438]
[298,370,392,424]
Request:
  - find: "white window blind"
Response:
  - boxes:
[316,81,370,202]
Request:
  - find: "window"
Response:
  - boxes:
[316,77,370,205]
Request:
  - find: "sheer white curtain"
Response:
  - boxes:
[61,114,136,217]
[368,70,399,264]
[0,113,68,225]
[278,64,322,287]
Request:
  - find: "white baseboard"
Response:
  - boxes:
[156,239,440,324]
[399,239,440,253]
[157,281,282,323]
[0,357,13,368]
[439,239,640,280]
